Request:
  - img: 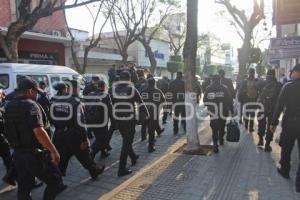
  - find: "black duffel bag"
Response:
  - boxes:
[226,119,240,142]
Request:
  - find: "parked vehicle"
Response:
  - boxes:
[0,63,81,98]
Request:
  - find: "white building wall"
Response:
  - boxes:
[128,39,169,68]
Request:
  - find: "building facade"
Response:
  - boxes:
[270,0,300,75]
[0,0,70,65]
[67,30,170,76]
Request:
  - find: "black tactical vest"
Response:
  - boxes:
[4,99,40,150]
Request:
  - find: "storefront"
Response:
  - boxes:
[0,30,70,66]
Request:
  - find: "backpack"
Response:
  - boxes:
[246,80,258,99]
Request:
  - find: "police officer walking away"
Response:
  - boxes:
[157,76,170,124]
[257,69,282,152]
[169,72,186,135]
[0,88,16,186]
[4,77,65,199]
[110,71,149,176]
[141,78,166,152]
[238,68,260,132]
[85,80,113,159]
[219,69,235,100]
[270,64,300,192]
[203,75,233,153]
[51,80,105,180]
[83,76,100,96]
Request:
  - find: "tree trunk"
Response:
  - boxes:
[121,51,128,64]
[143,42,157,74]
[183,0,200,152]
[237,32,252,81]
[0,35,19,63]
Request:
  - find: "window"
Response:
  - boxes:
[17,75,49,91]
[0,74,9,89]
[50,76,60,88]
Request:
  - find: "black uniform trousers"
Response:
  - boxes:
[243,98,257,131]
[162,103,171,123]
[279,117,300,188]
[90,127,108,155]
[141,122,148,140]
[53,129,97,176]
[14,150,62,200]
[148,119,160,148]
[0,134,12,171]
[118,120,137,171]
[173,104,186,133]
[210,118,226,146]
[258,112,273,142]
[107,122,117,148]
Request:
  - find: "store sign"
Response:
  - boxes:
[145,50,165,60]
[18,52,57,61]
[274,0,300,25]
[269,37,300,60]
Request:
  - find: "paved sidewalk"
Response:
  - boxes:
[102,122,300,200]
[1,108,299,200]
[0,109,203,199]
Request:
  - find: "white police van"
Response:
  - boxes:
[0,63,81,97]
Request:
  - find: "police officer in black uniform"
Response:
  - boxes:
[219,69,235,100]
[141,78,166,152]
[110,71,149,176]
[257,69,282,152]
[203,75,233,153]
[83,76,100,96]
[4,77,65,199]
[238,68,260,132]
[85,80,113,159]
[169,72,186,135]
[0,88,16,186]
[106,75,120,151]
[270,64,300,192]
[157,76,170,124]
[51,80,105,180]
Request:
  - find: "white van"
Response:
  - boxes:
[0,63,81,97]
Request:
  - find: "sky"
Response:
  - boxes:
[65,0,273,49]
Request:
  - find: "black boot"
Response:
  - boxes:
[89,166,105,180]
[257,136,264,146]
[148,146,156,153]
[157,128,165,137]
[277,167,290,179]
[101,150,110,159]
[2,167,17,186]
[213,144,219,154]
[264,142,272,152]
[131,155,139,166]
[118,168,132,177]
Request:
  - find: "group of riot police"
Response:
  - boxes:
[203,65,300,192]
[0,64,200,199]
[1,62,300,199]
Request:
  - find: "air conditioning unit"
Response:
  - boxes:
[52,30,61,37]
